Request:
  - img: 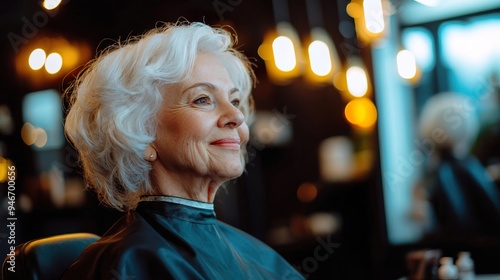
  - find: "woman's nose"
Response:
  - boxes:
[218,100,245,129]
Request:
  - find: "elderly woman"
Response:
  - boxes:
[411,92,500,237]
[62,22,303,279]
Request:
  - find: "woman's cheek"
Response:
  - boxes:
[239,123,250,145]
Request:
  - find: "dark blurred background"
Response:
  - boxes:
[1,0,500,279]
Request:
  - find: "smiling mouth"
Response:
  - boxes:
[210,139,241,150]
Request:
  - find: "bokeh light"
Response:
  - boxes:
[34,128,48,148]
[363,0,385,34]
[402,27,435,72]
[346,66,368,97]
[346,2,363,18]
[28,48,46,70]
[397,50,417,79]
[272,36,296,72]
[45,52,63,74]
[21,122,37,145]
[308,40,332,76]
[43,0,62,10]
[344,97,378,129]
[339,20,356,38]
[297,182,318,203]
[0,157,13,183]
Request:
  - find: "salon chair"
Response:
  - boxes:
[1,232,100,280]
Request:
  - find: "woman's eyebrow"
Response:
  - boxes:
[182,82,239,95]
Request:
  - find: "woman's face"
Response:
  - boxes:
[154,52,249,183]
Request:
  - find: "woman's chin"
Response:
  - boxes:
[216,161,245,180]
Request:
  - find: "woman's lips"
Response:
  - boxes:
[210,139,241,150]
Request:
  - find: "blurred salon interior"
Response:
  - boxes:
[1,0,500,279]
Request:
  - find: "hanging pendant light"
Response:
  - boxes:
[303,0,341,83]
[346,0,388,45]
[258,0,302,84]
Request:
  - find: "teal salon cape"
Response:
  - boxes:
[62,196,304,280]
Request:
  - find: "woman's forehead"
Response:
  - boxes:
[182,53,237,90]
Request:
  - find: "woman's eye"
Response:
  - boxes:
[231,99,240,108]
[194,97,211,105]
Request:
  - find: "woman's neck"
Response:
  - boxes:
[150,167,223,203]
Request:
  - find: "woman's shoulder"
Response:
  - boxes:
[215,220,305,279]
[216,220,261,241]
[215,220,283,256]
[62,211,176,279]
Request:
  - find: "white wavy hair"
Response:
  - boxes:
[419,92,479,159]
[65,22,255,211]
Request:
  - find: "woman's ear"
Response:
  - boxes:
[144,145,157,162]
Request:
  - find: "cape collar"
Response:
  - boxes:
[139,195,214,211]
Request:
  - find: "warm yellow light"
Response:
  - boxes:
[28,48,46,70]
[258,43,272,61]
[397,50,417,79]
[45,53,63,74]
[344,98,378,129]
[34,128,48,148]
[308,40,332,76]
[333,71,347,91]
[43,0,62,10]
[346,2,363,18]
[363,0,385,34]
[297,182,318,203]
[0,157,12,183]
[272,36,296,72]
[346,66,368,97]
[21,122,37,145]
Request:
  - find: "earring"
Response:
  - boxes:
[144,145,157,161]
